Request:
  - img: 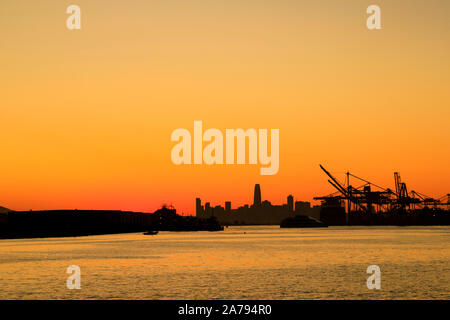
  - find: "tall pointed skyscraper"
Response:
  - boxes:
[254,184,261,207]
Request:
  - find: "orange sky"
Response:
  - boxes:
[1,0,449,214]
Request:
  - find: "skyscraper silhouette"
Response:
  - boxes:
[196,198,202,217]
[254,184,261,207]
[287,195,294,212]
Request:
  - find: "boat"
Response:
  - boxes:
[143,230,159,235]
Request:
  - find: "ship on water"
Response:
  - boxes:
[314,164,450,226]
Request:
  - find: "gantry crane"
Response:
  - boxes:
[314,165,393,214]
[315,165,444,214]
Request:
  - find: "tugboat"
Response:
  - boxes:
[280,215,328,228]
[143,230,159,235]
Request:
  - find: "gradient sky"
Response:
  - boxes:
[1,0,449,214]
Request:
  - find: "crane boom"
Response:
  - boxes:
[320,164,367,212]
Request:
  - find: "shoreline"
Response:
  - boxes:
[1,224,449,240]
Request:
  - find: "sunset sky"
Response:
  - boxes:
[1,0,449,214]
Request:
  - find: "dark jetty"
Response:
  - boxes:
[0,206,223,239]
[280,215,328,228]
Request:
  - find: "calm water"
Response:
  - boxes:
[0,226,449,300]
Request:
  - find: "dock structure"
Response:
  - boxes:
[314,164,450,225]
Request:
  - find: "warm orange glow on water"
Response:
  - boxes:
[1,1,449,214]
[0,226,449,299]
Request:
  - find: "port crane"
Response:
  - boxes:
[314,165,447,214]
[314,165,393,214]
